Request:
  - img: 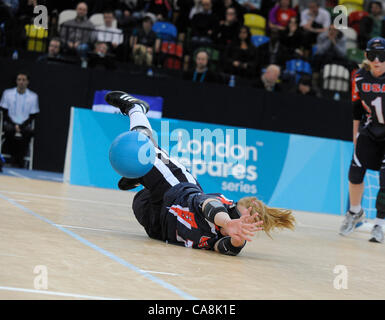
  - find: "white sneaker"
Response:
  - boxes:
[339,209,364,236]
[369,225,384,243]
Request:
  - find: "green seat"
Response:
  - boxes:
[347,48,364,63]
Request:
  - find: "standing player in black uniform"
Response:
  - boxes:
[105,91,295,255]
[339,37,385,243]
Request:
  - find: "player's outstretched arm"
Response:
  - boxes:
[214,211,263,242]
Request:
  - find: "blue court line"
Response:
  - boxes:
[0,192,197,300]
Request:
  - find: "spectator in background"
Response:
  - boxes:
[183,49,218,83]
[214,6,240,49]
[184,0,219,70]
[253,64,282,91]
[190,0,219,49]
[60,2,94,59]
[130,16,158,66]
[223,25,257,78]
[17,0,38,24]
[147,0,172,21]
[115,6,137,40]
[238,0,276,17]
[358,1,385,50]
[87,41,116,69]
[296,0,326,12]
[300,0,330,56]
[0,73,39,168]
[0,0,16,51]
[36,37,63,63]
[293,74,316,96]
[257,28,288,70]
[268,0,297,33]
[189,0,203,20]
[280,16,305,60]
[312,24,346,72]
[114,0,138,19]
[175,0,194,42]
[213,0,245,25]
[2,0,18,14]
[93,10,124,50]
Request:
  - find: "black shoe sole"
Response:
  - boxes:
[369,237,383,243]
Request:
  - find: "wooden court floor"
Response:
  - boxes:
[0,175,384,300]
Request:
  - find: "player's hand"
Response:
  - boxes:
[223,214,263,242]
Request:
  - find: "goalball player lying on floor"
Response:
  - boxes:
[106,91,296,256]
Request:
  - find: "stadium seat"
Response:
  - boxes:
[284,59,312,83]
[152,22,178,41]
[58,9,76,26]
[251,35,269,47]
[339,2,364,14]
[347,47,364,63]
[25,24,48,52]
[340,27,357,50]
[322,63,350,92]
[339,0,364,6]
[160,41,183,70]
[243,14,266,36]
[312,45,317,56]
[90,13,118,28]
[348,10,368,33]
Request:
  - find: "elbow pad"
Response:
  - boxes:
[228,202,241,219]
[217,236,246,256]
[202,200,227,223]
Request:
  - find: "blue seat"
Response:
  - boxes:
[251,35,269,47]
[152,22,178,41]
[285,59,312,83]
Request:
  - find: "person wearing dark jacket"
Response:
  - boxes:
[253,64,282,92]
[183,49,218,83]
[223,25,257,78]
[214,6,240,49]
[358,1,385,50]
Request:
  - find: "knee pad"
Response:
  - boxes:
[376,188,385,214]
[216,236,246,256]
[131,126,158,147]
[348,162,366,184]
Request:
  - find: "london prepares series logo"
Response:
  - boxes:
[140,121,264,195]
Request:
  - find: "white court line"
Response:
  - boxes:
[55,224,182,277]
[36,176,63,182]
[8,199,30,203]
[0,286,122,300]
[0,190,129,207]
[54,224,146,237]
[139,270,181,276]
[0,193,195,299]
[7,170,30,180]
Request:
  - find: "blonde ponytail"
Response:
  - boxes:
[237,197,296,238]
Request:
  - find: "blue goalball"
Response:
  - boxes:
[109,131,156,178]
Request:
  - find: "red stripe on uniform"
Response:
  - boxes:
[170,206,198,229]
